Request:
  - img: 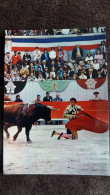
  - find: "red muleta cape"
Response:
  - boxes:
[65,110,109,133]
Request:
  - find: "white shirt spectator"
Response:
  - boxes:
[93,62,99,70]
[79,74,87,79]
[50,71,56,78]
[49,50,56,60]
[33,49,41,62]
[61,29,70,35]
[98,27,105,33]
[11,76,21,81]
[92,27,97,33]
[85,56,93,63]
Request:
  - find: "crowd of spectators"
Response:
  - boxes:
[5,28,105,36]
[4,41,107,82]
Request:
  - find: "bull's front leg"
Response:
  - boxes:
[25,126,32,143]
[13,126,22,141]
[4,125,10,139]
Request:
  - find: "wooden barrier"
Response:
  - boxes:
[4,100,108,119]
[41,100,108,119]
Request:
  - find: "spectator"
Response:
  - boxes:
[34,60,43,72]
[50,67,56,78]
[88,28,93,33]
[98,27,105,33]
[48,73,55,80]
[62,72,69,80]
[67,68,71,78]
[80,28,88,33]
[37,72,45,81]
[101,64,107,77]
[85,60,91,69]
[4,73,11,81]
[55,74,60,80]
[78,65,87,76]
[43,92,52,101]
[7,62,14,74]
[78,61,84,70]
[61,29,70,35]
[29,63,36,76]
[96,69,106,78]
[34,95,41,102]
[33,47,41,63]
[79,71,87,79]
[68,59,75,70]
[7,30,12,36]
[87,69,95,79]
[90,92,103,100]
[35,67,43,78]
[42,60,49,71]
[56,46,64,65]
[17,52,22,65]
[57,67,65,79]
[55,29,62,35]
[99,41,106,59]
[71,65,79,76]
[90,64,97,77]
[94,50,103,64]
[49,47,56,62]
[11,71,21,81]
[77,29,82,35]
[16,62,22,71]
[15,95,23,102]
[72,44,83,64]
[49,60,57,72]
[41,49,49,64]
[93,59,99,70]
[63,61,70,73]
[92,27,97,33]
[37,30,45,35]
[70,28,78,34]
[43,67,50,79]
[28,73,36,81]
[12,51,18,66]
[71,74,77,81]
[4,94,12,102]
[54,94,63,101]
[23,50,31,65]
[20,73,27,82]
[56,61,62,72]
[5,52,11,65]
[20,64,29,76]
[46,29,54,35]
[82,57,86,65]
[85,53,93,63]
[10,66,19,77]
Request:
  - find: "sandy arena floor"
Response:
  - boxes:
[3,125,110,175]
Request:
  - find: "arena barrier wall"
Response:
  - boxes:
[4,100,108,119]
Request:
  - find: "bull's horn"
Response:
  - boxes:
[47,106,59,110]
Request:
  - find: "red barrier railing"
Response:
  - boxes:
[4,100,108,119]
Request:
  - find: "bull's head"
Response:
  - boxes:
[34,103,52,123]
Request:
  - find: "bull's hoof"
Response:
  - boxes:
[27,140,32,143]
[13,135,17,141]
[6,133,10,139]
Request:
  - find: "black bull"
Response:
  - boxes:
[4,103,51,143]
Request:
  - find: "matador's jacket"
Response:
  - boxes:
[63,104,82,120]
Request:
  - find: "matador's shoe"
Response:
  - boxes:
[57,132,63,140]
